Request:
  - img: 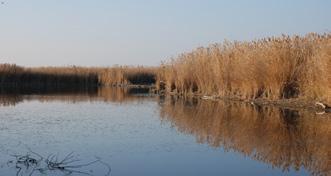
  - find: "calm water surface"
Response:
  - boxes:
[0,87,330,176]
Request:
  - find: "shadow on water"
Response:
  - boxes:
[159,96,331,176]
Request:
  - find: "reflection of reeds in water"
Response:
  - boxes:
[0,87,155,106]
[97,87,152,103]
[0,95,23,106]
[0,85,99,105]
[159,97,331,175]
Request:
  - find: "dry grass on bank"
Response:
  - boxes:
[158,33,331,103]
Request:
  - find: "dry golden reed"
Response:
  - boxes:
[98,66,157,86]
[158,33,331,102]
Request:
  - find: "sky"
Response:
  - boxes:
[0,0,330,67]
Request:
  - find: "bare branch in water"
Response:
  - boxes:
[7,151,111,176]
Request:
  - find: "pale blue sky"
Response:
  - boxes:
[0,0,330,66]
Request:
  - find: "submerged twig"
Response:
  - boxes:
[8,151,111,176]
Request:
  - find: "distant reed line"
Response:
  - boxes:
[0,64,157,87]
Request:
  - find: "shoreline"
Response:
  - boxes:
[100,84,330,112]
[158,91,331,113]
[1,83,330,113]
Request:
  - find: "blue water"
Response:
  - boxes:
[0,89,329,176]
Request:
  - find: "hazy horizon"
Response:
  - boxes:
[1,0,330,67]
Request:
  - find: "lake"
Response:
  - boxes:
[0,87,330,176]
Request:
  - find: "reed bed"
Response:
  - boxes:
[158,33,331,103]
[1,33,331,103]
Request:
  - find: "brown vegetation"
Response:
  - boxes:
[0,64,99,87]
[158,33,331,103]
[98,66,157,86]
[1,33,331,104]
[0,64,157,87]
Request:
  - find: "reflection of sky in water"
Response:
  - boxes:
[0,93,326,175]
